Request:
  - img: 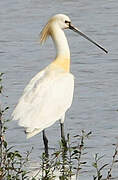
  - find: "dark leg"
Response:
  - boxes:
[43,130,48,157]
[60,122,67,148]
[60,123,65,140]
[60,122,67,177]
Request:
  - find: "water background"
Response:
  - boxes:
[0,0,118,179]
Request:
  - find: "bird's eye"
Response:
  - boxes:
[65,20,71,25]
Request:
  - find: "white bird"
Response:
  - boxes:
[12,14,107,155]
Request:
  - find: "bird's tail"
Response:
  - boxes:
[25,128,42,139]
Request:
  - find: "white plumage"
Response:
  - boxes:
[12,64,74,138]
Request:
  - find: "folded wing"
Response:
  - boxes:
[12,67,74,137]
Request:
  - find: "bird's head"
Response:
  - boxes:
[40,14,108,53]
[40,14,72,44]
[50,14,71,30]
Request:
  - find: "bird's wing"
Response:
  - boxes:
[12,68,47,121]
[12,67,74,137]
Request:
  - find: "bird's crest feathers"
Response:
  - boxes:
[40,21,51,44]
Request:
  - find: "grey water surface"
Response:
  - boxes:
[0,0,118,179]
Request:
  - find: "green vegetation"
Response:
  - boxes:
[0,73,118,180]
[0,73,31,179]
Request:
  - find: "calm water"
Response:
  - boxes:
[1,0,118,179]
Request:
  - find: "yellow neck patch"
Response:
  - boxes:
[52,57,70,72]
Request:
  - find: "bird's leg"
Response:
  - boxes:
[42,130,48,157]
[60,121,67,177]
[60,122,66,142]
[60,115,67,148]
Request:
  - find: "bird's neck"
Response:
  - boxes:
[51,24,70,72]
